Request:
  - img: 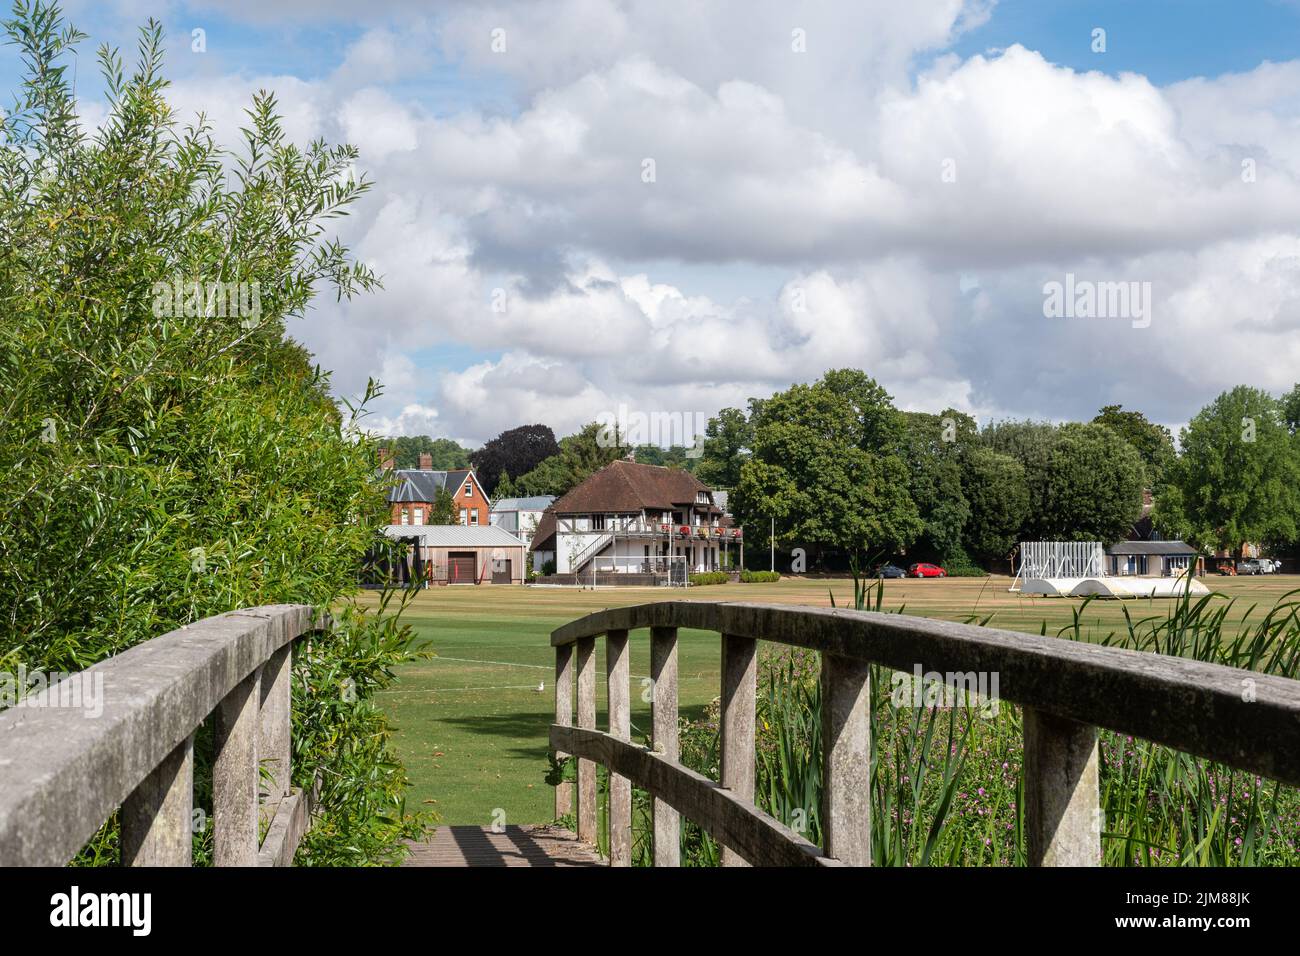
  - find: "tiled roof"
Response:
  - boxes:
[531,508,557,552]
[551,460,715,515]
[381,524,526,547]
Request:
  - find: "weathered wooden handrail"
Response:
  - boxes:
[0,604,324,866]
[550,601,1300,866]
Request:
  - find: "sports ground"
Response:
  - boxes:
[362,574,1299,826]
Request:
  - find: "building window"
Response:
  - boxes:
[464,483,473,497]
[413,507,424,524]
[460,508,468,526]
[400,508,409,525]
[470,511,479,526]
[592,514,606,530]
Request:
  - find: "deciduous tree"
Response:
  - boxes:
[732,370,921,562]
[469,424,559,495]
[1156,387,1300,553]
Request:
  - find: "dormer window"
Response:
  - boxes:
[464,483,473,497]
[696,491,709,504]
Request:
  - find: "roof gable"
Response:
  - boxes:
[551,460,713,514]
[387,468,487,504]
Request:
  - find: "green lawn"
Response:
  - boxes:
[362,574,1300,826]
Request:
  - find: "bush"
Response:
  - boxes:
[0,6,425,865]
[541,558,557,576]
[939,544,987,577]
[688,571,729,586]
[740,570,781,583]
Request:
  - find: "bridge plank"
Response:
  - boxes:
[650,626,680,867]
[401,825,603,867]
[719,633,757,867]
[606,629,632,866]
[575,637,598,845]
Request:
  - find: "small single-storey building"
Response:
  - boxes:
[1104,540,1201,577]
[381,524,527,585]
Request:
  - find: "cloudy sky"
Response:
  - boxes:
[12,1,1300,445]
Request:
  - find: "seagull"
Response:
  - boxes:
[535,681,545,693]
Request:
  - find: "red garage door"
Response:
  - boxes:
[448,552,477,584]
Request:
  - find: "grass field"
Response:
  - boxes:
[363,574,1300,827]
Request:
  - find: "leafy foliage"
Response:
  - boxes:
[1156,386,1300,553]
[732,369,922,561]
[1018,423,1145,542]
[630,443,699,470]
[515,421,629,496]
[687,571,729,585]
[381,436,470,470]
[469,424,559,495]
[899,410,973,563]
[695,406,753,489]
[1091,404,1176,488]
[0,3,424,864]
[960,447,1029,563]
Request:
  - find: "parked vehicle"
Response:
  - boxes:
[908,562,946,578]
[1237,559,1263,575]
[874,563,907,579]
[1259,558,1281,574]
[1216,561,1236,575]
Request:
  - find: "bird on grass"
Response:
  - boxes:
[534,681,545,693]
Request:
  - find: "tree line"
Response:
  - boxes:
[703,371,1300,568]
[399,372,1300,568]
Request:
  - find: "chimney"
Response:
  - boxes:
[419,452,433,471]
[378,446,395,470]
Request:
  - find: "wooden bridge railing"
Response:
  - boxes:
[0,605,324,866]
[550,601,1300,866]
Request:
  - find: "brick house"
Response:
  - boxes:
[380,449,490,527]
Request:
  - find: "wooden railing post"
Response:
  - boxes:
[1023,706,1101,866]
[650,625,680,867]
[121,734,194,866]
[719,632,757,867]
[554,643,574,819]
[821,655,871,864]
[576,636,598,845]
[214,666,261,866]
[606,629,631,866]
[259,644,292,803]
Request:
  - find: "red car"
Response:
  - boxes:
[908,563,946,578]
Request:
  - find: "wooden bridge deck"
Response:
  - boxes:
[402,825,604,867]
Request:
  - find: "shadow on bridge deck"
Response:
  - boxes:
[401,824,604,867]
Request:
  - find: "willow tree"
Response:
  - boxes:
[0,3,423,863]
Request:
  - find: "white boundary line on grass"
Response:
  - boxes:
[431,655,550,670]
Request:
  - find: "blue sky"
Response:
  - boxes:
[6,1,1300,445]
[951,0,1300,82]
